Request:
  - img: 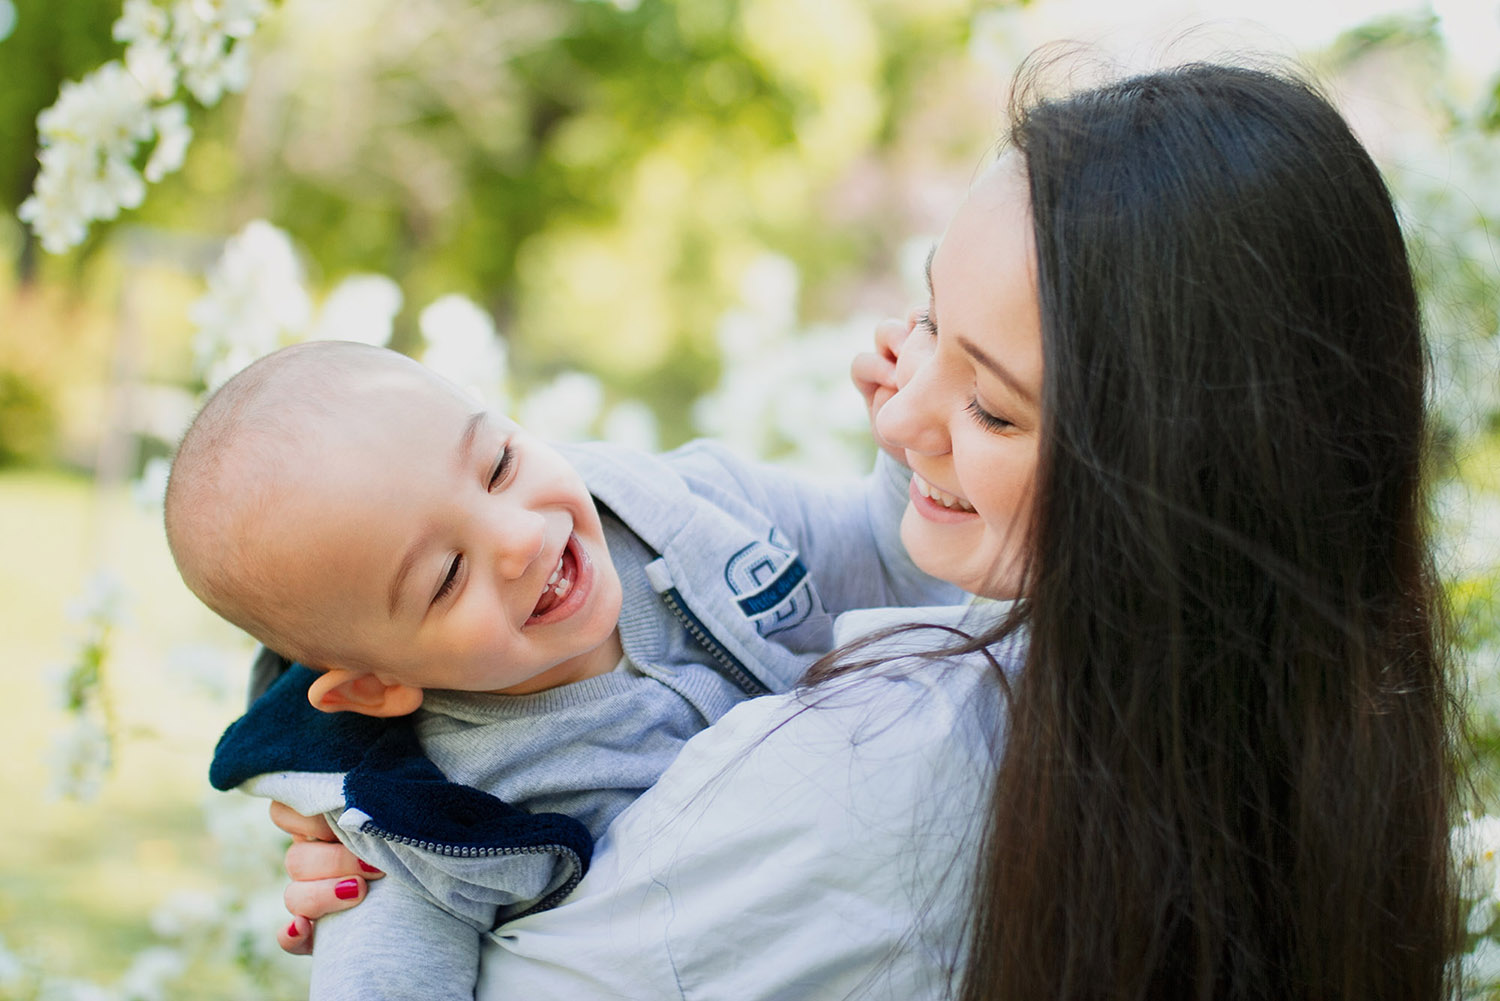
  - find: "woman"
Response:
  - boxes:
[273,59,1461,999]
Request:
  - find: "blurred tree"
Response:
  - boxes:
[126,0,1005,437]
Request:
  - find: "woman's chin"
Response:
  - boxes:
[902,519,1022,599]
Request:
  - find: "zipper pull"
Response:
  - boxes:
[645,558,674,594]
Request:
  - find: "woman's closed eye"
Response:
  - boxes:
[966,398,1013,433]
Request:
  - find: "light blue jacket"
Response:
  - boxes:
[210,440,963,1001]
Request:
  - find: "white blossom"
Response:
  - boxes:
[693,254,871,472]
[0,934,27,990]
[149,889,222,940]
[1463,936,1500,996]
[24,0,270,252]
[19,61,155,252]
[116,947,184,1001]
[601,399,660,452]
[143,102,192,182]
[37,978,117,1001]
[163,641,249,702]
[191,220,312,388]
[66,569,129,628]
[311,274,404,346]
[420,294,509,406]
[18,156,91,253]
[198,790,291,878]
[518,371,605,443]
[113,0,170,45]
[1457,814,1500,933]
[46,715,113,802]
[171,0,266,106]
[125,40,179,100]
[37,61,154,154]
[132,456,173,511]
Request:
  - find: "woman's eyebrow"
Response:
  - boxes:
[957,335,1038,408]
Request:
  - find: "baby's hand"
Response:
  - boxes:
[851,309,919,462]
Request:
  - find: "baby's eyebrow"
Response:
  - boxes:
[456,411,485,470]
[386,411,489,618]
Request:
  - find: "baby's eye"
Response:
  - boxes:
[488,445,514,490]
[915,308,937,336]
[434,554,463,604]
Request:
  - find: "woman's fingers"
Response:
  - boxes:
[271,801,385,952]
[284,874,369,921]
[283,837,378,881]
[279,914,315,956]
[269,800,336,842]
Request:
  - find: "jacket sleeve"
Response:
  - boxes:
[672,442,967,615]
[309,875,481,1001]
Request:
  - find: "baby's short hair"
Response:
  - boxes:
[164,341,397,661]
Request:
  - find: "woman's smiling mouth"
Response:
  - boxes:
[909,472,977,520]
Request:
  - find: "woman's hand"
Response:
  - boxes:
[852,309,920,462]
[269,800,384,956]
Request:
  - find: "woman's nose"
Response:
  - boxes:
[876,353,950,456]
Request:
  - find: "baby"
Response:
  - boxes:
[166,340,959,1001]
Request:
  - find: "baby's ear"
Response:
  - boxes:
[307,669,424,718]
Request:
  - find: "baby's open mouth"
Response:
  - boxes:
[529,539,577,619]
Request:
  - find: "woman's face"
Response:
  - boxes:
[876,156,1043,599]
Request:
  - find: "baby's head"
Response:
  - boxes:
[165,341,623,716]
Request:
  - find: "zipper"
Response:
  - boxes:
[646,559,770,696]
[358,822,585,920]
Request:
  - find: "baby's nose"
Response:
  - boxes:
[494,511,546,581]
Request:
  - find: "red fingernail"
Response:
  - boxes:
[335,879,360,900]
[358,860,382,874]
[287,920,301,938]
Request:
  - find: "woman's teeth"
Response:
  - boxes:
[914,474,976,512]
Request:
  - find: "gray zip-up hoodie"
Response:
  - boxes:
[209,439,961,1001]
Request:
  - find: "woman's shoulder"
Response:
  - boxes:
[662,601,1018,789]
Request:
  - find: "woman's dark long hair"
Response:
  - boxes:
[951,63,1461,999]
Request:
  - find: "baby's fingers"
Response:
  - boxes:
[874,313,918,363]
[851,350,897,402]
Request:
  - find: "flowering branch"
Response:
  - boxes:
[18,0,270,254]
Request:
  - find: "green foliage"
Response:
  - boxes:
[0,367,55,466]
[121,0,1003,442]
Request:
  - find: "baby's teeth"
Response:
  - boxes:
[554,577,571,597]
[547,556,563,586]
